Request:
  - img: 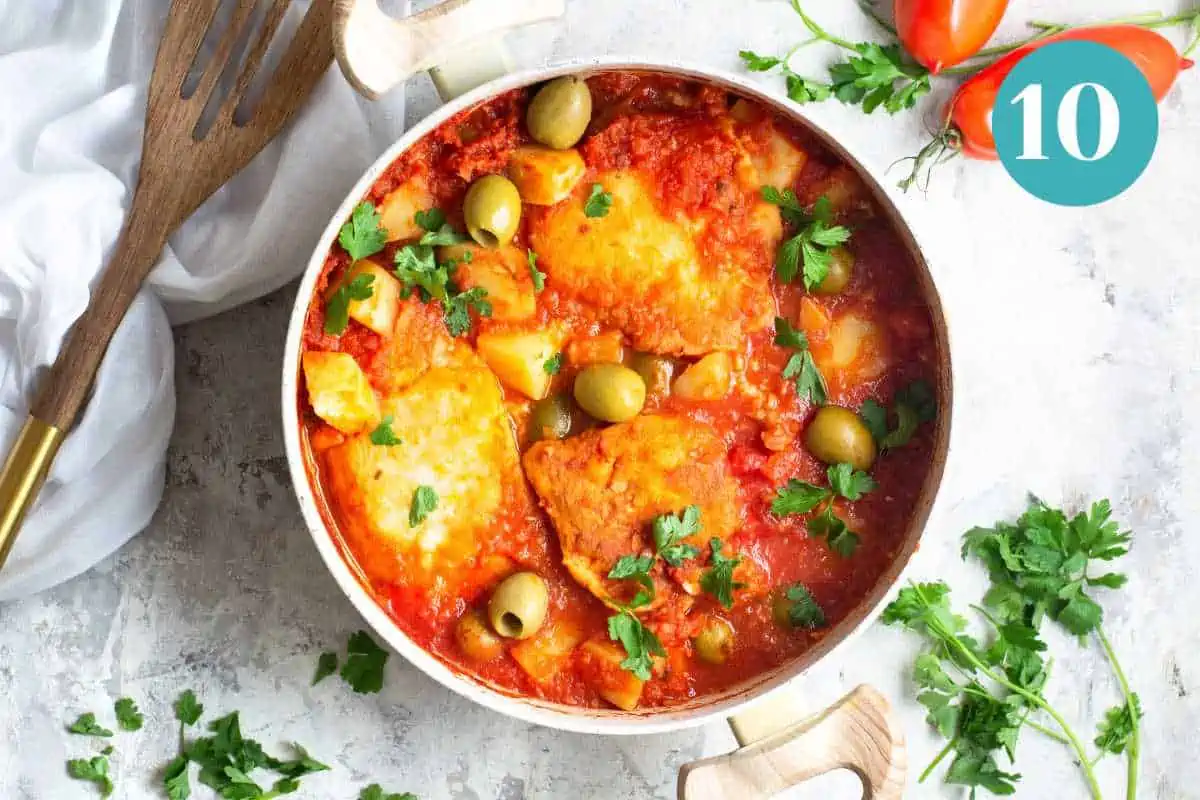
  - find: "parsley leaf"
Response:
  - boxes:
[783,584,826,628]
[414,207,467,247]
[341,630,389,694]
[859,398,889,442]
[763,191,850,290]
[312,651,339,685]
[700,537,745,610]
[772,464,871,557]
[442,286,492,337]
[174,689,203,726]
[369,415,403,446]
[67,755,113,797]
[609,554,655,580]
[409,486,438,527]
[607,610,664,681]
[413,208,446,231]
[785,72,834,104]
[393,243,447,301]
[807,506,859,557]
[361,785,419,800]
[771,478,829,516]
[862,380,937,450]
[68,712,114,737]
[653,505,702,566]
[339,202,388,262]
[774,317,827,405]
[827,42,931,115]
[543,353,564,375]
[114,697,144,731]
[826,462,877,500]
[1095,694,1142,755]
[527,249,546,292]
[163,754,190,800]
[739,50,782,72]
[584,183,613,218]
[324,272,376,336]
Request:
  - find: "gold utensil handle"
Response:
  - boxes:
[0,416,65,566]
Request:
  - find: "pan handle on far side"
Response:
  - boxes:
[332,0,566,101]
[677,685,907,800]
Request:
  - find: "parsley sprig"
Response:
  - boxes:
[393,209,491,337]
[699,538,745,610]
[884,498,1139,799]
[67,756,113,797]
[772,462,876,557]
[584,183,613,218]
[409,486,438,528]
[860,379,936,450]
[339,202,389,262]
[527,249,546,292]
[774,317,827,406]
[324,272,376,336]
[781,583,826,628]
[369,415,403,446]
[740,2,930,115]
[762,189,850,290]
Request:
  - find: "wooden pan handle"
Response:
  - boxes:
[678,685,907,800]
[333,0,566,100]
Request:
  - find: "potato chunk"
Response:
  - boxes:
[440,243,535,322]
[579,640,645,711]
[378,177,435,242]
[476,328,565,400]
[507,146,587,205]
[344,260,401,336]
[510,615,585,685]
[672,352,733,401]
[302,352,380,434]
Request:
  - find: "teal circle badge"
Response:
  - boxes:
[992,40,1159,206]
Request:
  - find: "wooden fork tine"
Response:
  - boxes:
[147,0,224,106]
[218,0,292,120]
[246,0,336,130]
[189,0,261,114]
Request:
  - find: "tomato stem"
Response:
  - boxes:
[894,128,960,192]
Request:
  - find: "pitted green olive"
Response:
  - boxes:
[529,394,574,442]
[805,405,876,470]
[812,246,855,295]
[573,363,646,423]
[488,571,550,639]
[463,174,522,247]
[455,609,505,662]
[629,353,676,401]
[694,618,735,665]
[526,76,593,150]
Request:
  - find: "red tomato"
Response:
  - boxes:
[895,0,1010,73]
[950,25,1193,159]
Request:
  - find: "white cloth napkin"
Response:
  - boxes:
[0,0,410,600]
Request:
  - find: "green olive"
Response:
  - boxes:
[629,353,676,401]
[693,618,735,665]
[455,609,505,662]
[463,174,522,247]
[526,76,593,150]
[488,571,549,639]
[529,394,573,442]
[812,246,855,295]
[805,405,876,470]
[573,363,646,423]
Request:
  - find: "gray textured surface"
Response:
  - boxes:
[2,0,1200,797]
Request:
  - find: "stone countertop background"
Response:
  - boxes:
[2,0,1199,797]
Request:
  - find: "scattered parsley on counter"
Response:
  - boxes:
[781,584,826,629]
[409,486,438,527]
[762,189,850,290]
[67,755,113,797]
[341,630,390,695]
[699,538,745,610]
[68,712,113,737]
[114,697,143,731]
[543,352,564,375]
[324,272,376,336]
[527,249,546,292]
[174,689,203,727]
[584,183,613,218]
[860,379,937,450]
[884,498,1140,799]
[774,317,827,406]
[369,415,403,446]
[312,651,339,686]
[772,462,875,557]
[361,785,419,800]
[339,202,389,262]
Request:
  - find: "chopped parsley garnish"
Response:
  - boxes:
[783,583,826,628]
[772,463,875,557]
[67,755,113,797]
[409,486,438,527]
[68,712,113,737]
[339,201,389,262]
[114,697,143,731]
[527,249,546,292]
[174,689,203,726]
[584,183,613,218]
[607,607,664,682]
[699,537,745,610]
[369,415,403,446]
[313,651,339,685]
[860,379,936,450]
[361,785,419,800]
[762,189,850,290]
[340,630,390,695]
[442,287,492,337]
[324,272,376,336]
[774,317,827,405]
[394,211,489,337]
[414,207,467,247]
[884,498,1139,798]
[543,352,564,375]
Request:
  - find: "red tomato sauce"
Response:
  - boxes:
[299,72,939,711]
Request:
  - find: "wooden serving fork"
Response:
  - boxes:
[0,0,337,570]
